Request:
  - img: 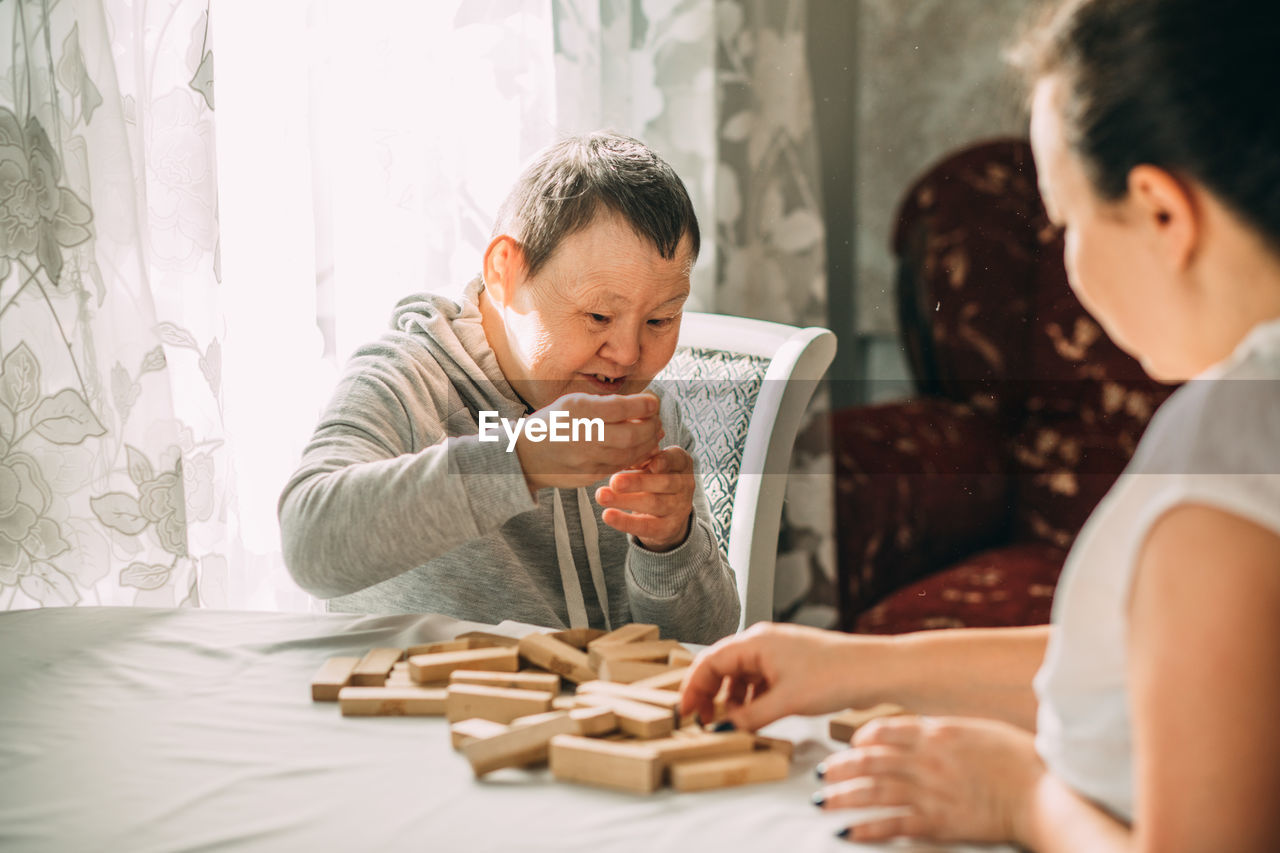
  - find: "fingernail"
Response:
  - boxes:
[711,720,736,732]
[835,828,851,840]
[814,762,827,780]
[810,792,825,808]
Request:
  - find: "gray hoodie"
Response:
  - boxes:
[278,278,740,644]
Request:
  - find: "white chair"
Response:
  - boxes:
[657,313,837,629]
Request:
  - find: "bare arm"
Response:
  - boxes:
[879,624,1047,731]
[681,622,1048,732]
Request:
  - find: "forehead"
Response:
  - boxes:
[1029,78,1073,211]
[536,213,693,303]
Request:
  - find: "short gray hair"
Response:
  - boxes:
[492,131,700,277]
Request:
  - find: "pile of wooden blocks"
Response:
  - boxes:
[310,623,794,794]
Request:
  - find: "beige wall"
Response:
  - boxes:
[810,0,1031,401]
[856,0,1031,335]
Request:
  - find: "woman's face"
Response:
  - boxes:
[1030,77,1191,381]
[490,212,692,410]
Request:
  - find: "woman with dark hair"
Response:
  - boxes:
[681,0,1280,848]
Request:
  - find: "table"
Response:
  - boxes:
[0,607,1015,852]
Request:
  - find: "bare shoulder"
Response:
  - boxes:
[1128,503,1280,851]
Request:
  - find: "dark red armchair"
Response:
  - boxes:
[834,138,1175,634]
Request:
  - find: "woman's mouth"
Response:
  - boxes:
[582,372,626,392]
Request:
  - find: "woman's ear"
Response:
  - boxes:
[1127,165,1198,271]
[482,235,526,306]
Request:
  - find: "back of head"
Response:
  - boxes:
[493,131,700,276]
[1011,0,1280,252]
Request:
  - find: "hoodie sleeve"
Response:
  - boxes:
[278,334,535,599]
[623,394,742,644]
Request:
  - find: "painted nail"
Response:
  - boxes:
[815,762,827,780]
[810,792,826,808]
[711,720,736,732]
[835,828,851,840]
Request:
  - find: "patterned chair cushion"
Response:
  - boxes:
[656,346,768,558]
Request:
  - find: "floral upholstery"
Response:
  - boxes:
[656,346,768,558]
[834,138,1175,634]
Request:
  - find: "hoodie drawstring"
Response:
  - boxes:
[577,486,612,632]
[551,488,612,631]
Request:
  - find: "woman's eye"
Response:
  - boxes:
[648,317,674,328]
[588,313,610,324]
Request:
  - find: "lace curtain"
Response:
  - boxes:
[0,0,228,609]
[3,0,835,625]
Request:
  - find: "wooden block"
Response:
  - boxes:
[386,671,415,687]
[517,634,597,684]
[549,735,662,794]
[587,639,683,671]
[711,677,731,723]
[552,695,577,711]
[645,731,755,771]
[512,707,618,737]
[510,710,568,728]
[406,639,471,657]
[451,718,508,750]
[450,669,560,695]
[667,646,694,667]
[445,684,554,723]
[453,631,520,649]
[669,751,789,792]
[408,647,519,684]
[311,656,360,701]
[338,685,447,716]
[547,628,607,650]
[586,623,659,650]
[631,666,690,693]
[753,734,795,760]
[569,706,618,737]
[597,659,672,684]
[828,703,908,743]
[350,647,404,686]
[574,693,675,739]
[576,680,682,712]
[464,711,581,776]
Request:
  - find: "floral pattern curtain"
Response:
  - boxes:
[712,0,835,625]
[0,0,228,609]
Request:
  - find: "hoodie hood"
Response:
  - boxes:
[391,277,528,423]
[391,276,608,629]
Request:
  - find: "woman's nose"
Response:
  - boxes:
[600,325,641,367]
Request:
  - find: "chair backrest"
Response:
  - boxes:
[656,312,837,629]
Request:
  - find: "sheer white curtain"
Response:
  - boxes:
[0,0,232,609]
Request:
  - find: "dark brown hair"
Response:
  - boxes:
[1011,0,1280,248]
[492,131,700,277]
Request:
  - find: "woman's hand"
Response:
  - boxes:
[820,715,1044,846]
[680,623,872,730]
[595,446,694,551]
[517,392,663,492]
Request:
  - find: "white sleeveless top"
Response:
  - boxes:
[1033,317,1280,821]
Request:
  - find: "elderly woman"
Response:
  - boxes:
[279,132,740,644]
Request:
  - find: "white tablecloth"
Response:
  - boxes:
[0,607,1015,852]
